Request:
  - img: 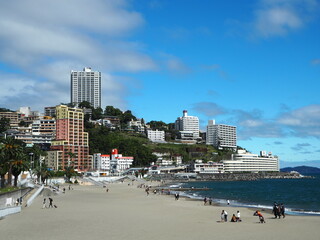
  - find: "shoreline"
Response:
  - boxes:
[152,179,320,216]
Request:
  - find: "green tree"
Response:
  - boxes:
[147,120,168,130]
[78,101,92,109]
[25,144,47,171]
[92,107,103,120]
[0,117,10,133]
[104,106,122,116]
[121,110,136,124]
[0,151,9,188]
[18,120,30,127]
[11,158,29,186]
[64,166,76,183]
[0,137,26,187]
[0,108,13,112]
[33,164,52,184]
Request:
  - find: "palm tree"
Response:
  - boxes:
[33,163,52,184]
[0,137,25,187]
[64,166,76,183]
[64,152,77,182]
[11,157,29,187]
[0,151,9,188]
[66,152,76,167]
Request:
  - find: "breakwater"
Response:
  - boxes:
[148,171,307,182]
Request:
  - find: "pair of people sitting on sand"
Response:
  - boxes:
[230,211,241,222]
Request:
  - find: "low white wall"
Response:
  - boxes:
[26,185,44,207]
[0,206,21,218]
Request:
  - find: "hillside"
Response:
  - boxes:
[281,166,320,174]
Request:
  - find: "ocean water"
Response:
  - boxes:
[173,174,320,216]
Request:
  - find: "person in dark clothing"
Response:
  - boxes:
[48,197,53,208]
[280,203,285,218]
[272,202,279,218]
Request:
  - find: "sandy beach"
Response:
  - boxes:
[1,180,320,240]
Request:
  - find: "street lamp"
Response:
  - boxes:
[39,156,45,185]
[29,152,34,183]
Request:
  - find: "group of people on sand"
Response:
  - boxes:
[272,202,285,218]
[203,197,212,205]
[42,197,55,209]
[220,210,241,222]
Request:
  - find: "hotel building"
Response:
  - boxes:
[93,149,133,174]
[71,67,101,108]
[206,120,237,150]
[110,149,134,173]
[221,150,279,172]
[175,110,200,140]
[51,105,90,171]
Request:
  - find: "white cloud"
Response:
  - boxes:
[0,0,158,111]
[253,0,318,38]
[277,104,320,137]
[232,109,284,140]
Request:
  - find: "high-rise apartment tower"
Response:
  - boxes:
[175,110,200,139]
[206,120,237,150]
[71,67,101,108]
[51,105,90,171]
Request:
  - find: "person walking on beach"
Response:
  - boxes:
[42,198,46,209]
[280,203,285,218]
[48,197,53,208]
[272,202,278,218]
[227,200,230,205]
[175,193,179,200]
[209,198,212,205]
[203,197,207,205]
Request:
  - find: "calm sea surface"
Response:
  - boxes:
[175,174,320,215]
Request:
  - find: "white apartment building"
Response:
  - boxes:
[128,119,145,132]
[71,67,101,108]
[32,119,56,136]
[152,152,183,166]
[147,129,165,142]
[93,153,111,172]
[221,150,279,172]
[191,160,225,174]
[14,118,56,144]
[206,120,237,150]
[175,110,200,140]
[110,149,134,173]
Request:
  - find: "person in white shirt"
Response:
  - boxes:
[224,210,228,222]
[236,210,241,222]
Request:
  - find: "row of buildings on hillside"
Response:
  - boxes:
[0,67,279,174]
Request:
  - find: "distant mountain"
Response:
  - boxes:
[281,166,320,174]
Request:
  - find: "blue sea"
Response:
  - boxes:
[170,174,320,216]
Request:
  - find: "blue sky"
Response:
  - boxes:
[0,0,319,167]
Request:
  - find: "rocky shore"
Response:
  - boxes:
[148,171,309,182]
